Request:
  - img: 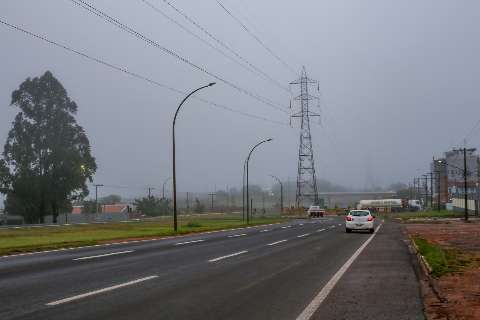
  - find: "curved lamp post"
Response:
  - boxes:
[245,138,273,224]
[172,82,216,232]
[162,177,171,199]
[269,174,283,213]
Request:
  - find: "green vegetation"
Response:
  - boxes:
[414,237,471,277]
[0,71,96,223]
[396,210,464,221]
[0,214,288,256]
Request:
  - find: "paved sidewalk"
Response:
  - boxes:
[311,220,424,320]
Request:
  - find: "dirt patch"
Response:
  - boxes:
[405,221,480,320]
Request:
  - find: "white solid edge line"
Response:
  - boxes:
[296,223,383,320]
[316,228,326,232]
[297,233,310,238]
[46,275,158,306]
[228,233,247,238]
[267,239,288,246]
[175,239,205,246]
[208,250,248,262]
[73,250,134,261]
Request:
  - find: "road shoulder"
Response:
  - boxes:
[310,220,424,320]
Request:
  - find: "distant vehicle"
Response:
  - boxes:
[308,205,325,217]
[345,210,375,233]
[408,200,422,211]
[357,199,403,212]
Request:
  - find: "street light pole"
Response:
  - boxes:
[269,175,283,213]
[162,177,171,199]
[172,83,215,232]
[246,138,273,224]
[242,158,247,222]
[94,184,104,214]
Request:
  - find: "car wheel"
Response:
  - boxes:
[369,228,374,234]
[345,228,351,233]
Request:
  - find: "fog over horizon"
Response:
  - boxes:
[1,0,479,202]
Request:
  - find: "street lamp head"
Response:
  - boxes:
[266,138,273,142]
[208,82,216,87]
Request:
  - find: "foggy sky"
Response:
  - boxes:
[1,0,479,202]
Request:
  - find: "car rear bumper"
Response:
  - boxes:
[345,221,374,230]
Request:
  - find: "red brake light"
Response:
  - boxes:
[346,216,352,221]
[368,216,373,221]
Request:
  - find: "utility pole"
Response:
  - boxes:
[290,67,320,208]
[186,192,190,213]
[94,184,104,214]
[262,191,265,215]
[208,192,216,211]
[162,177,171,199]
[422,175,428,209]
[430,171,434,209]
[463,147,468,221]
[413,178,417,199]
[148,187,155,198]
[436,171,441,211]
[251,199,253,218]
[415,177,421,200]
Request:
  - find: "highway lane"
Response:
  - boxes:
[0,217,380,320]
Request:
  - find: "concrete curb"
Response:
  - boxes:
[407,235,447,303]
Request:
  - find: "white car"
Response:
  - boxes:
[308,205,325,217]
[345,210,375,233]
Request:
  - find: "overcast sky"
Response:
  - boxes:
[1,0,479,201]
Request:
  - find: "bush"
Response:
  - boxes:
[186,221,202,228]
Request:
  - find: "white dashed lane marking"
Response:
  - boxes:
[267,240,288,246]
[73,250,134,261]
[175,239,205,246]
[297,233,310,238]
[228,234,247,238]
[208,251,248,263]
[46,275,158,306]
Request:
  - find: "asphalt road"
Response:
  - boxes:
[0,217,424,320]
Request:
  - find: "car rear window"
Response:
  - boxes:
[350,211,369,216]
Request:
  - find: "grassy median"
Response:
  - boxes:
[0,214,289,256]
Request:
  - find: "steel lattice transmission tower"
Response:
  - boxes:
[290,67,321,208]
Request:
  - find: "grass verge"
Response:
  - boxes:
[396,210,464,222]
[0,215,288,256]
[414,237,471,277]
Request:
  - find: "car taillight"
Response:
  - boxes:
[346,216,352,221]
[368,216,373,221]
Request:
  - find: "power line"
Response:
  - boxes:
[0,18,289,128]
[215,0,297,75]
[140,0,290,94]
[68,0,289,114]
[463,119,480,144]
[159,0,291,94]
